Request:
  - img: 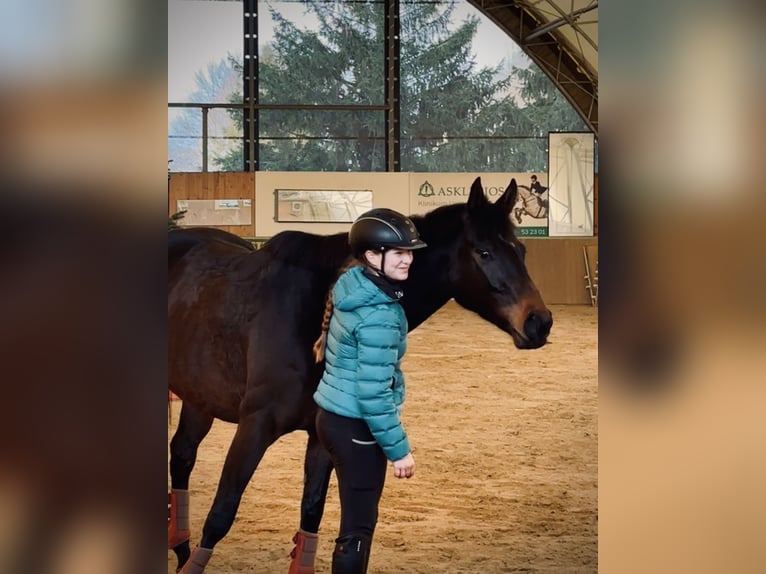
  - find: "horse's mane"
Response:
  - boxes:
[412,197,515,244]
[177,197,514,276]
[261,204,467,269]
[257,206,465,275]
[257,198,504,271]
[260,230,350,272]
[410,203,466,246]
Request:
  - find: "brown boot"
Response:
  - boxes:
[179,545,213,574]
[168,489,191,549]
[288,529,319,574]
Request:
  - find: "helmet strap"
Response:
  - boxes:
[379,249,389,280]
[362,262,404,301]
[363,248,402,286]
[363,248,389,279]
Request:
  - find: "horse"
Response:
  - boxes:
[168,176,553,573]
[513,184,549,224]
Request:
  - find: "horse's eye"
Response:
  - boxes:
[476,249,490,260]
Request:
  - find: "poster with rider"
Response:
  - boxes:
[515,173,549,236]
[409,172,548,237]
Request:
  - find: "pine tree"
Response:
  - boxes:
[208,0,587,173]
[260,2,385,171]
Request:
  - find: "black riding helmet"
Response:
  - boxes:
[349,208,427,258]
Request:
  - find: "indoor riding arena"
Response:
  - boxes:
[169,1,598,572]
[167,300,597,574]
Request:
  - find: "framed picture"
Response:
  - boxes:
[175,199,252,226]
[274,189,373,223]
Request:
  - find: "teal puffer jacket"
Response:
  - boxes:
[313,266,410,461]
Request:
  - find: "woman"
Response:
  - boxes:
[312,208,426,573]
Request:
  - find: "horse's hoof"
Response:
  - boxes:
[172,540,191,573]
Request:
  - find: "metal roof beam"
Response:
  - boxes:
[524,2,598,43]
[467,0,598,134]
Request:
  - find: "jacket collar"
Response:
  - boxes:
[362,267,404,301]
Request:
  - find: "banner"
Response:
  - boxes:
[409,172,549,236]
[547,132,595,236]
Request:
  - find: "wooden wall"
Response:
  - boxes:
[521,237,598,305]
[168,172,255,236]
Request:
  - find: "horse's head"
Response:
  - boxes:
[452,177,553,349]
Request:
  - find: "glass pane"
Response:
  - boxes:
[258,109,385,171]
[259,109,383,138]
[259,138,386,172]
[168,108,202,172]
[167,0,594,174]
[399,0,587,172]
[169,107,245,172]
[168,0,243,104]
[402,136,548,173]
[259,1,384,105]
[208,108,244,172]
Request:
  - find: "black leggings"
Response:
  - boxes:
[316,407,388,540]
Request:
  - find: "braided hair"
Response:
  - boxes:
[312,258,359,363]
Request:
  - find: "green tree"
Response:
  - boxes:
[213,0,588,173]
[399,2,514,171]
[509,64,588,170]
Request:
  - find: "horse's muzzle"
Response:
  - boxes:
[519,309,553,349]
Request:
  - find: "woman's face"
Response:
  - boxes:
[365,248,414,281]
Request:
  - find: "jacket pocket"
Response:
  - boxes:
[351,438,377,446]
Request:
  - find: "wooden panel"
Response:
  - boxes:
[168,172,255,236]
[520,237,599,305]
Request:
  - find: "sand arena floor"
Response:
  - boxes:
[168,301,598,573]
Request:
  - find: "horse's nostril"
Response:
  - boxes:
[542,312,553,336]
[524,311,552,342]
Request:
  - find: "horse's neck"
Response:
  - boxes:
[400,208,463,330]
[401,287,452,331]
[401,246,455,331]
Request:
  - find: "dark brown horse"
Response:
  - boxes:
[168,177,552,572]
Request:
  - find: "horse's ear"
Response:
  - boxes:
[496,179,518,215]
[467,177,487,211]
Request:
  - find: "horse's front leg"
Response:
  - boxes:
[180,411,276,574]
[288,427,333,574]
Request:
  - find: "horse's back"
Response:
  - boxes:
[169,227,254,270]
[167,227,346,424]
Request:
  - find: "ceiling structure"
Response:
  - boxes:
[468,0,598,135]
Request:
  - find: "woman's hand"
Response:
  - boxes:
[392,453,415,479]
